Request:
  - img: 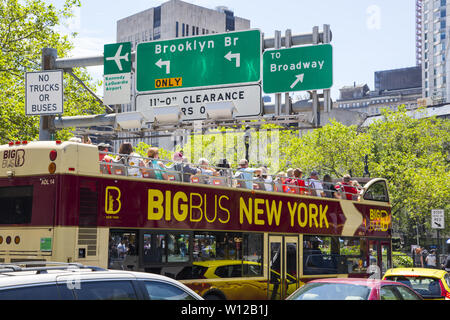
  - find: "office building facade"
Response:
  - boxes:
[336,66,422,115]
[419,0,448,102]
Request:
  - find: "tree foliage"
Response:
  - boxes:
[0,0,103,144]
[179,107,449,238]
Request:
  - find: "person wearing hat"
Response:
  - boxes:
[234,159,257,189]
[98,142,113,174]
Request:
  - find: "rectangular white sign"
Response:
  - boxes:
[25,70,63,115]
[135,85,261,122]
[103,73,131,105]
[431,209,445,229]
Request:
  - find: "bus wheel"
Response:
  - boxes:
[203,290,226,300]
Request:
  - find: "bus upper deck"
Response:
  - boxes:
[1,140,390,204]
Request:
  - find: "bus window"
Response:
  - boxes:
[0,186,33,224]
[109,230,138,270]
[363,180,389,202]
[303,236,369,275]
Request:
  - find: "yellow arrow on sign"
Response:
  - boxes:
[340,200,363,236]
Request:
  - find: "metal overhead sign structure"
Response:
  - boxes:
[103,42,131,105]
[262,43,333,94]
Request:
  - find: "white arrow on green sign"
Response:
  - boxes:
[136,29,261,93]
[263,44,333,94]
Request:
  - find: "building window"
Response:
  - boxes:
[153,6,161,28]
[182,23,185,37]
[176,22,179,37]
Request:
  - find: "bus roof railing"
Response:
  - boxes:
[98,151,377,201]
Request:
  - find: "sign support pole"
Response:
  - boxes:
[323,24,332,113]
[312,26,319,127]
[284,29,292,115]
[274,30,282,116]
[39,48,58,141]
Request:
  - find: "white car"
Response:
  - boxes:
[0,261,203,300]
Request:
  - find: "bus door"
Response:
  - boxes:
[268,235,299,300]
[368,239,391,278]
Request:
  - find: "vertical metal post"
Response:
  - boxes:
[284,29,292,115]
[274,30,282,116]
[322,24,332,114]
[39,48,58,141]
[312,26,319,127]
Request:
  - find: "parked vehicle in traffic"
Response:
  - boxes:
[383,268,450,300]
[0,261,203,300]
[286,278,423,300]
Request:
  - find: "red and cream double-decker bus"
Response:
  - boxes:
[0,140,392,299]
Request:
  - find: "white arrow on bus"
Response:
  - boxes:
[156,58,171,74]
[225,51,240,68]
[290,74,304,89]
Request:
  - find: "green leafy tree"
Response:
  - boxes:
[367,107,450,239]
[0,0,103,144]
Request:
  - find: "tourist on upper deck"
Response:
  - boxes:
[337,174,358,200]
[180,156,200,183]
[115,142,144,177]
[216,158,232,186]
[144,147,167,180]
[262,167,273,191]
[323,174,340,199]
[98,143,113,174]
[253,167,266,191]
[234,159,257,189]
[307,171,324,197]
[197,158,217,184]
[291,168,306,195]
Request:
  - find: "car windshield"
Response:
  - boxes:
[287,282,371,300]
[384,276,441,298]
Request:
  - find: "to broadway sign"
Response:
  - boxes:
[103,42,131,105]
[263,44,333,94]
[136,29,261,93]
[25,70,63,115]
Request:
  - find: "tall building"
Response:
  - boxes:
[115,0,251,150]
[336,66,422,115]
[420,0,448,102]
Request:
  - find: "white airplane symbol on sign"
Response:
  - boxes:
[106,44,129,71]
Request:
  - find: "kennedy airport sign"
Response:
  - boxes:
[103,42,131,105]
[136,29,261,92]
[263,44,333,94]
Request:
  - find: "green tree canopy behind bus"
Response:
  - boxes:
[0,0,103,144]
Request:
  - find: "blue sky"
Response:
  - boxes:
[51,0,416,100]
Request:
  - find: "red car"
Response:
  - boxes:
[286,278,423,300]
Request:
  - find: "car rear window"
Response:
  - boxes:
[0,284,61,300]
[384,276,442,298]
[175,265,208,280]
[287,282,371,300]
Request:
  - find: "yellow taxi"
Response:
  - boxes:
[177,260,299,300]
[383,268,450,300]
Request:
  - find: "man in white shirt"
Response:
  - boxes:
[308,171,324,197]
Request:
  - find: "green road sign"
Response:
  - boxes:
[103,42,131,104]
[136,29,261,93]
[263,44,332,94]
[104,42,131,74]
